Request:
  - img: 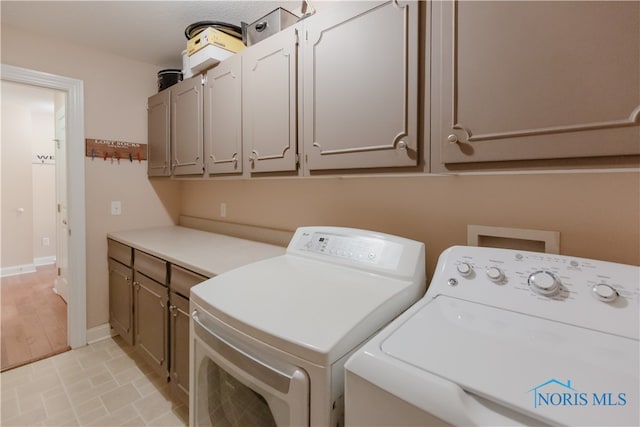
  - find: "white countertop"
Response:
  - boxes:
[107,226,286,278]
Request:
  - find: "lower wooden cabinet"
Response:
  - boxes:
[108,259,134,345]
[108,239,134,346]
[134,272,169,379]
[169,292,190,404]
[108,240,208,405]
[168,264,208,404]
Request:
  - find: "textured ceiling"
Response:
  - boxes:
[1,1,302,69]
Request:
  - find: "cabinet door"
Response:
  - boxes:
[108,259,134,345]
[204,55,243,175]
[169,292,190,405]
[242,26,298,173]
[302,1,419,171]
[134,273,169,379]
[147,90,171,176]
[171,77,204,175]
[432,1,640,166]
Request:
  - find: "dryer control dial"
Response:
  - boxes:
[528,270,561,296]
[592,283,618,303]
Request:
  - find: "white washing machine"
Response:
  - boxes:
[345,245,639,426]
[189,226,426,426]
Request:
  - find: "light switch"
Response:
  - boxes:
[111,201,122,215]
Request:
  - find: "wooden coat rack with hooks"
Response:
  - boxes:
[85,138,147,163]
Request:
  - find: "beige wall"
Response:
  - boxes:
[180,172,640,278]
[2,25,181,328]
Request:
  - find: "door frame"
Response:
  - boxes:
[1,64,87,348]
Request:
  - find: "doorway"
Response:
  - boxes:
[1,64,87,351]
[1,81,68,370]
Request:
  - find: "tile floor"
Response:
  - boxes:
[0,336,187,427]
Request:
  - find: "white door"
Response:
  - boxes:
[54,106,69,303]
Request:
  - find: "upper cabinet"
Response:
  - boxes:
[171,78,204,175]
[148,0,637,178]
[147,76,205,177]
[242,26,299,174]
[204,54,243,175]
[302,1,419,172]
[431,1,640,169]
[147,90,171,177]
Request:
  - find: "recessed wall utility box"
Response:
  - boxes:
[467,225,560,254]
[111,201,122,216]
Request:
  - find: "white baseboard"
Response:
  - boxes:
[1,257,56,278]
[86,323,116,345]
[0,264,37,278]
[34,256,56,266]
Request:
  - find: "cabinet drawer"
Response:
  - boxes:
[134,250,167,285]
[108,239,132,266]
[170,264,208,298]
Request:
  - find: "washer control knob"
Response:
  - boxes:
[456,262,472,277]
[528,270,561,296]
[486,266,504,282]
[592,283,618,303]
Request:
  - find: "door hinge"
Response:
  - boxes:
[57,267,61,276]
[57,203,61,213]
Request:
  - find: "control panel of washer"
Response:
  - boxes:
[429,246,640,340]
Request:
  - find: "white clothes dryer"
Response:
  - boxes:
[345,245,639,426]
[189,226,426,426]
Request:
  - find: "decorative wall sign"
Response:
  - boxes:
[85,138,147,163]
[33,154,55,164]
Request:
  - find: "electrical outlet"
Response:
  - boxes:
[42,237,50,247]
[220,202,227,218]
[111,201,122,215]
